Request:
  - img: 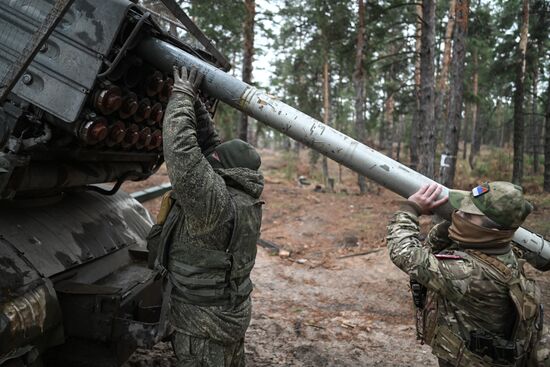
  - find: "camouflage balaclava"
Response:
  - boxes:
[206,139,261,171]
[449,181,533,229]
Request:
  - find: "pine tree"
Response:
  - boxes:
[512,0,529,185]
[239,0,255,142]
[440,0,469,187]
[417,0,437,179]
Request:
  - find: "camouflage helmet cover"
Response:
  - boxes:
[449,181,533,229]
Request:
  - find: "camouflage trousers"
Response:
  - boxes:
[171,331,246,367]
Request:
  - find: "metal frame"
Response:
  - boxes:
[0,0,76,104]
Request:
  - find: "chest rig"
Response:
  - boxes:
[414,250,542,366]
[147,187,262,307]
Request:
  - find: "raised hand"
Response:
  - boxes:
[172,65,205,98]
[408,183,448,215]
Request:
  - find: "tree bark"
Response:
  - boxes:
[462,107,469,160]
[434,0,456,141]
[417,0,437,179]
[396,114,404,162]
[238,0,255,142]
[468,48,481,169]
[253,122,262,147]
[353,0,367,194]
[383,85,395,159]
[440,0,469,188]
[409,3,423,170]
[321,56,330,189]
[497,101,505,148]
[531,65,539,174]
[544,81,550,192]
[512,0,529,185]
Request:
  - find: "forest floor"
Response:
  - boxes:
[122,148,550,367]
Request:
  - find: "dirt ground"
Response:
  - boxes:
[122,148,550,367]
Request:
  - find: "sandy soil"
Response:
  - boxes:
[123,148,550,367]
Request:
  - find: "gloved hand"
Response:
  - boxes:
[194,99,221,155]
[172,65,204,99]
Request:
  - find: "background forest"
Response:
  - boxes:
[141,0,550,194]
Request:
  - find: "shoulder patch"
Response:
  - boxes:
[432,251,473,282]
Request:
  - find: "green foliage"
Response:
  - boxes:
[185,1,246,62]
[270,0,355,121]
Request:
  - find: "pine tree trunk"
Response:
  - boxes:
[383,88,395,159]
[440,0,469,188]
[253,123,262,147]
[497,102,505,148]
[544,81,550,192]
[469,49,481,169]
[409,3,423,170]
[512,0,529,185]
[417,0,437,179]
[353,0,367,194]
[462,109,469,160]
[396,115,404,162]
[321,57,330,189]
[434,0,456,141]
[238,0,255,142]
[531,66,539,174]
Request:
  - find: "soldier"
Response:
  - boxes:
[155,65,264,366]
[386,181,548,366]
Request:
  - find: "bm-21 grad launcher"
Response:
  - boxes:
[0,0,228,366]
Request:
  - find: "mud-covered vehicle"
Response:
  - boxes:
[0,1,227,365]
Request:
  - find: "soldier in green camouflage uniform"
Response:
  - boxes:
[386,182,548,366]
[160,65,264,366]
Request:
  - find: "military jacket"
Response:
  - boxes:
[161,91,264,343]
[387,211,543,366]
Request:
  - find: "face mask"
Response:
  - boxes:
[448,211,515,254]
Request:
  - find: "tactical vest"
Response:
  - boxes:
[421,250,542,367]
[147,187,262,307]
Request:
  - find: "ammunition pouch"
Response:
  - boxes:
[169,251,254,307]
[468,331,517,364]
[431,325,518,367]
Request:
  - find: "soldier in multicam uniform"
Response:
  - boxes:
[153,65,264,366]
[386,181,549,366]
